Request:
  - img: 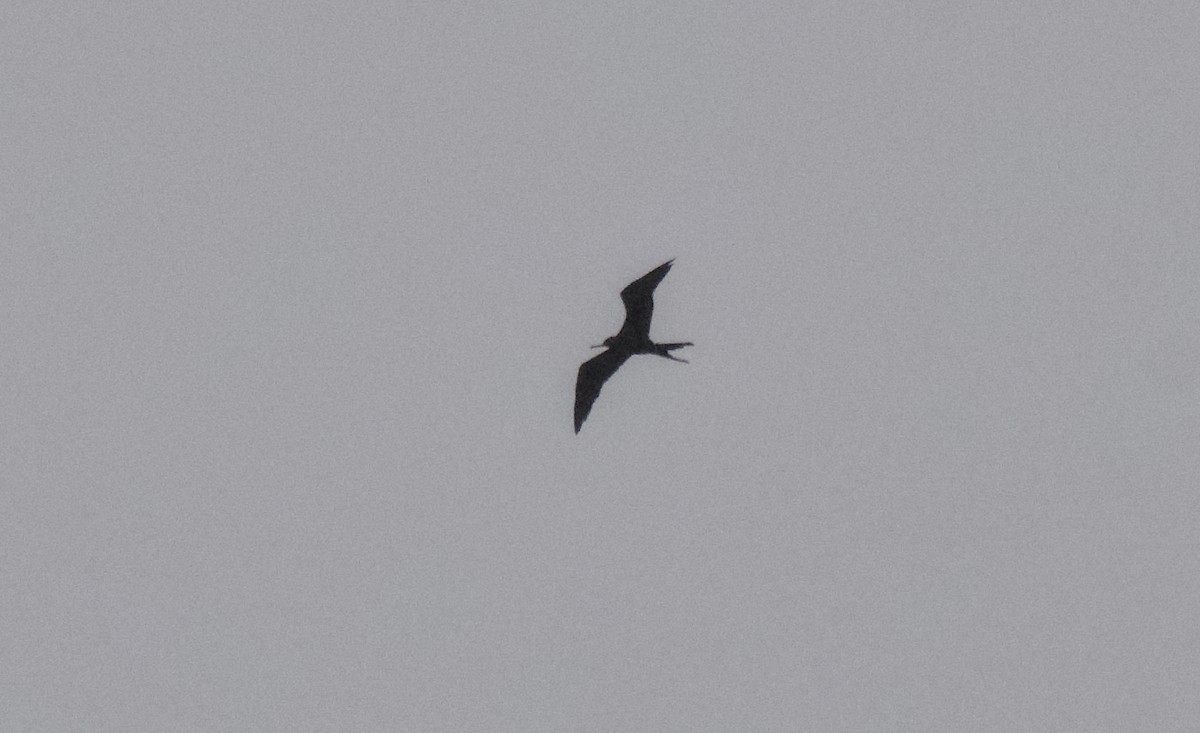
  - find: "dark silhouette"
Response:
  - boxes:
[574,259,692,433]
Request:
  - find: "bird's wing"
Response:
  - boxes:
[618,259,673,340]
[574,349,631,433]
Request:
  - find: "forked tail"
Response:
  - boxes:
[655,341,693,363]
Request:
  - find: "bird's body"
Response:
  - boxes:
[574,259,692,433]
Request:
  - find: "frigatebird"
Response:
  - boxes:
[574,259,692,433]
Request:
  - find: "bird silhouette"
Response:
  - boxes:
[574,259,692,433]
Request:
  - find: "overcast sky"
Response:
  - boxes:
[4,2,1199,731]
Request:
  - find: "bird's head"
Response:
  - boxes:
[590,336,620,349]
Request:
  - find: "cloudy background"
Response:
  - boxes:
[3,2,1199,730]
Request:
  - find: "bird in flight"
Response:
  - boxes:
[574,259,692,433]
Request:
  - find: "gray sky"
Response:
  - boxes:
[4,2,1199,730]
